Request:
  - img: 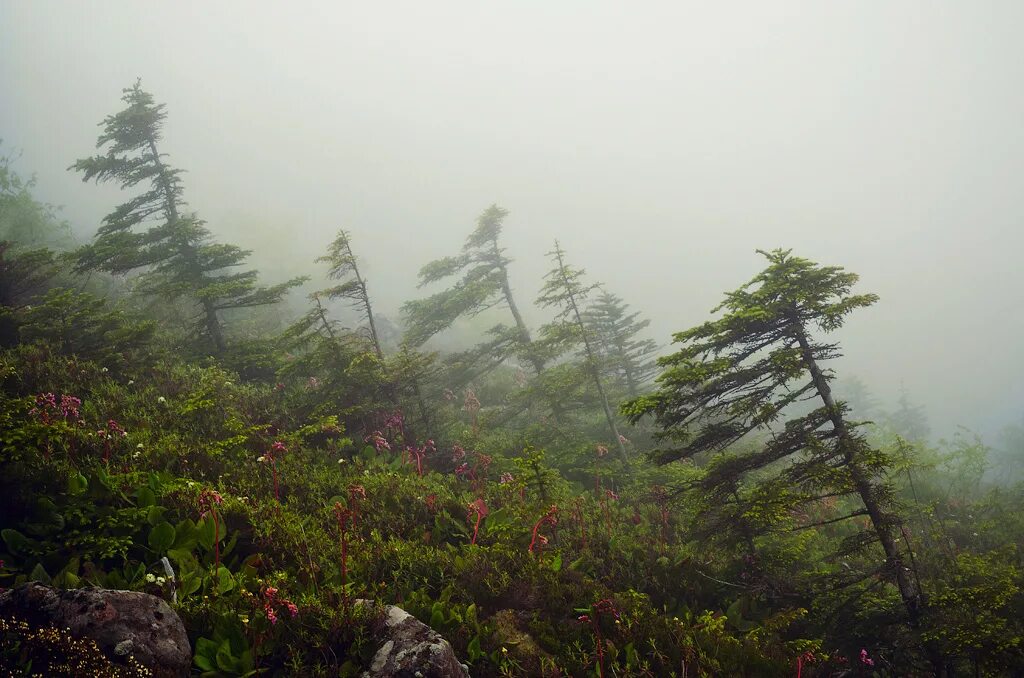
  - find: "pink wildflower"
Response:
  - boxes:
[365,431,390,453]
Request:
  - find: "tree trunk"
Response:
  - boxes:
[793,324,921,627]
[341,239,384,360]
[492,239,545,375]
[492,239,566,421]
[555,252,628,466]
[147,136,225,352]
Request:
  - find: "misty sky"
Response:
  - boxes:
[2,1,1022,437]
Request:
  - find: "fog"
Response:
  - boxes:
[2,1,1021,437]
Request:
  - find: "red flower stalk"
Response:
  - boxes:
[599,489,618,539]
[529,505,559,556]
[262,585,299,625]
[348,485,366,529]
[796,651,815,678]
[365,430,391,453]
[259,441,288,502]
[97,419,127,465]
[407,446,424,477]
[198,489,223,574]
[578,599,620,678]
[471,453,492,492]
[467,498,488,545]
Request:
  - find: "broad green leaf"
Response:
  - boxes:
[215,566,235,594]
[215,639,236,672]
[137,487,156,508]
[29,562,51,584]
[1,528,32,556]
[148,521,175,553]
[147,505,168,526]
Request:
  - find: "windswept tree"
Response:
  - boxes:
[281,230,436,438]
[537,241,628,464]
[624,249,924,633]
[582,290,659,398]
[72,80,303,352]
[402,205,543,374]
[317,229,384,358]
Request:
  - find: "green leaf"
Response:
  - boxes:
[215,566,235,594]
[196,516,215,550]
[180,571,202,597]
[148,521,175,553]
[215,639,237,672]
[429,607,445,630]
[194,638,218,672]
[137,487,156,508]
[168,548,198,574]
[549,553,562,573]
[467,635,483,661]
[29,562,51,584]
[172,519,198,550]
[1,528,32,556]
[147,505,168,526]
[67,472,88,495]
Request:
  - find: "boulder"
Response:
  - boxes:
[0,582,190,677]
[357,600,470,677]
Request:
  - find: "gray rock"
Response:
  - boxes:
[357,600,470,677]
[0,582,191,677]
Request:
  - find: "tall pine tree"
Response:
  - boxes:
[317,229,384,358]
[537,241,628,464]
[624,249,924,632]
[72,80,303,352]
[402,205,543,374]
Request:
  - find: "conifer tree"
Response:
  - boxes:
[19,288,155,365]
[0,242,57,348]
[582,290,659,398]
[624,249,923,629]
[537,241,628,464]
[887,385,931,441]
[317,229,384,358]
[72,80,303,352]
[402,205,543,374]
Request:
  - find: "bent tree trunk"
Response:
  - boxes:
[147,135,226,353]
[793,325,921,626]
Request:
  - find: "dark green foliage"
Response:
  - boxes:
[582,290,659,398]
[402,205,544,378]
[18,289,155,365]
[537,241,629,463]
[625,249,933,661]
[72,81,304,352]
[317,229,385,357]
